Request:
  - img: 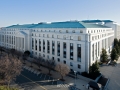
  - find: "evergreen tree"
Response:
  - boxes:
[101,48,108,62]
[114,38,119,47]
[89,61,100,79]
[115,44,120,55]
[111,48,119,61]
[118,39,120,47]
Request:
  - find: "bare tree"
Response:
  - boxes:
[15,50,23,59]
[10,49,15,57]
[27,57,34,67]
[0,46,5,54]
[55,63,70,81]
[0,54,22,88]
[45,59,56,75]
[34,57,44,71]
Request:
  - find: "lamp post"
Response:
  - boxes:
[74,70,77,86]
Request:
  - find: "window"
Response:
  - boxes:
[52,35,54,38]
[92,36,94,40]
[63,35,66,39]
[52,57,54,60]
[58,58,60,62]
[78,36,81,41]
[57,35,60,39]
[63,60,66,64]
[66,30,68,33]
[47,55,49,59]
[47,34,49,38]
[78,64,81,69]
[43,54,45,57]
[72,30,75,33]
[39,53,41,56]
[77,44,81,62]
[80,30,83,33]
[70,62,73,66]
[32,33,33,36]
[39,34,41,37]
[59,30,61,33]
[70,36,73,40]
[43,34,45,37]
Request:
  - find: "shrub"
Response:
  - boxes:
[98,62,103,65]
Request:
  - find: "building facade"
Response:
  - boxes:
[82,20,120,39]
[0,21,114,73]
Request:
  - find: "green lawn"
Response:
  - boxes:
[0,86,18,90]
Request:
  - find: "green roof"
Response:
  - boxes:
[6,21,110,28]
[82,20,113,23]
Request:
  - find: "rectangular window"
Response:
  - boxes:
[52,35,54,38]
[70,36,73,40]
[66,30,68,33]
[43,40,45,52]
[57,41,60,56]
[64,60,66,64]
[78,64,81,69]
[92,44,94,61]
[80,30,83,33]
[63,42,66,58]
[77,44,81,62]
[52,41,55,55]
[43,54,45,57]
[47,34,49,38]
[47,40,50,53]
[63,35,66,39]
[32,38,34,49]
[57,35,60,39]
[70,62,73,66]
[78,36,81,41]
[35,39,37,50]
[39,39,41,51]
[58,58,60,62]
[70,43,73,60]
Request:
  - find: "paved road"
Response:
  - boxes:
[100,62,120,90]
[14,68,80,90]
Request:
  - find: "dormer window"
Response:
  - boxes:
[66,30,68,33]
[80,30,83,33]
[72,30,75,33]
[59,30,61,33]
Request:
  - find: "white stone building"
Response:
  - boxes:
[0,21,114,73]
[82,20,120,39]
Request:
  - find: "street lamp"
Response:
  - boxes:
[74,70,77,86]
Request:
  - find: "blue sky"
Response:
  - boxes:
[0,0,120,27]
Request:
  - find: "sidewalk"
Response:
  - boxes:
[22,60,88,90]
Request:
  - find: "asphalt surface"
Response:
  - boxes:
[14,68,80,90]
[100,63,120,90]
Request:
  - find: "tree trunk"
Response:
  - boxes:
[7,81,10,90]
